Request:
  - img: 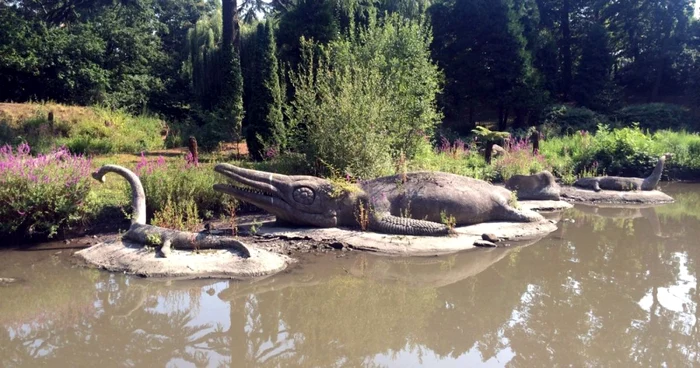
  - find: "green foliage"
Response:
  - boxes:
[185,4,244,151]
[471,126,511,142]
[276,0,340,67]
[571,23,620,112]
[408,139,496,181]
[134,156,237,221]
[541,105,607,135]
[286,11,442,178]
[0,145,93,239]
[539,125,700,179]
[245,22,285,160]
[0,103,165,154]
[151,196,200,232]
[612,103,696,132]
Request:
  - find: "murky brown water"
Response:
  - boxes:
[2,183,699,367]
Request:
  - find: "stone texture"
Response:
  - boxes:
[561,186,674,204]
[256,219,558,257]
[74,240,292,280]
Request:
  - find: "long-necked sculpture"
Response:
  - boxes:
[213,164,544,236]
[92,165,250,257]
[573,153,673,192]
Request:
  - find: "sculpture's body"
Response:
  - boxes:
[505,171,560,200]
[92,165,250,257]
[213,165,544,236]
[574,153,672,192]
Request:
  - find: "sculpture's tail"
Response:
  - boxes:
[92,165,146,225]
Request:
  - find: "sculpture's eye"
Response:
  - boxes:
[293,186,315,205]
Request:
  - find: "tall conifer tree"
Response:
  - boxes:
[246,22,285,160]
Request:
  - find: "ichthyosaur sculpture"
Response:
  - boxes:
[213,164,544,236]
[573,153,673,192]
[92,165,250,258]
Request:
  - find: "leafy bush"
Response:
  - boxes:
[286,11,442,178]
[539,126,700,180]
[133,154,236,221]
[612,103,695,131]
[0,144,93,239]
[494,138,551,181]
[541,105,607,135]
[409,137,496,181]
[151,196,201,232]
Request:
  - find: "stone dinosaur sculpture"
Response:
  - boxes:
[92,165,250,258]
[213,164,544,236]
[505,171,560,200]
[573,153,673,192]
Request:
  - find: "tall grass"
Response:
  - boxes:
[0,103,165,154]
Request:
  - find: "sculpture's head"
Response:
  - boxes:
[213,163,340,227]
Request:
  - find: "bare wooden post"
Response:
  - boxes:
[188,136,199,166]
[531,130,540,155]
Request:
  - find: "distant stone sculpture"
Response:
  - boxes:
[505,171,561,200]
[213,164,544,237]
[574,153,673,192]
[92,165,250,257]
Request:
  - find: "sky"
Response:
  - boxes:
[696,0,700,18]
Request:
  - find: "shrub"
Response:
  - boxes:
[151,196,200,232]
[0,144,93,239]
[494,137,551,181]
[409,137,496,181]
[541,105,607,135]
[133,154,236,221]
[286,11,442,178]
[612,103,695,131]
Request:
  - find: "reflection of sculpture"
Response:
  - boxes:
[92,165,250,257]
[574,204,666,237]
[213,164,544,236]
[574,153,673,192]
[506,171,561,200]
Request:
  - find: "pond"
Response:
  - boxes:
[1,183,699,367]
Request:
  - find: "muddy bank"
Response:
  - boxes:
[561,186,674,204]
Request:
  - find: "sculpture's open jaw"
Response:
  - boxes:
[213,164,286,207]
[213,163,339,227]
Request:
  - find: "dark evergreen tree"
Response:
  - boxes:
[246,22,285,160]
[572,23,618,112]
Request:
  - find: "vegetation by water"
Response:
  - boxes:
[1,0,700,239]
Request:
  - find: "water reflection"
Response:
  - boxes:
[1,183,700,367]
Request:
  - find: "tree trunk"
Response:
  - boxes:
[514,108,528,130]
[222,0,240,51]
[649,60,664,102]
[485,141,494,164]
[500,107,510,131]
[560,0,572,100]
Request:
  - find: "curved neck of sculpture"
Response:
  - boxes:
[92,165,146,225]
[642,155,667,190]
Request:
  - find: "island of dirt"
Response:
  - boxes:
[73,199,566,279]
[560,186,674,204]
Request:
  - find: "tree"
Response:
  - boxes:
[571,23,618,112]
[245,22,285,160]
[430,0,538,131]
